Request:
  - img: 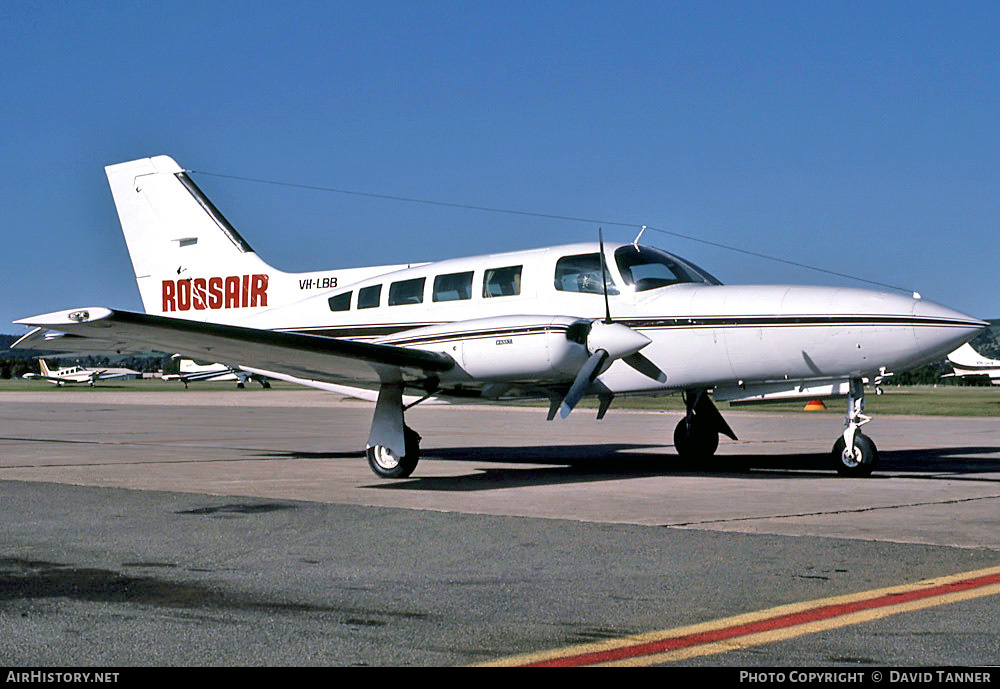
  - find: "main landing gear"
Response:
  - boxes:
[832,377,878,477]
[367,425,421,479]
[235,372,270,389]
[673,389,738,460]
[365,382,422,479]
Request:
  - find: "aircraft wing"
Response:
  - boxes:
[14,307,456,388]
[22,373,66,383]
[11,327,154,357]
[94,371,133,381]
[164,369,237,383]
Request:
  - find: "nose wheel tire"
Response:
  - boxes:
[832,432,878,477]
[366,426,421,479]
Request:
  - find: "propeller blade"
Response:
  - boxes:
[598,227,612,324]
[559,350,608,418]
[623,352,667,383]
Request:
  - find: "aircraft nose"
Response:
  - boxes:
[911,297,988,360]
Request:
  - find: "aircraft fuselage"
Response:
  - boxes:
[211,241,984,399]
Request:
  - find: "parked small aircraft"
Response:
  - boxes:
[22,359,131,386]
[13,156,987,478]
[162,356,270,389]
[944,342,1000,385]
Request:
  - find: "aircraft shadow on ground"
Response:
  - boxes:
[253,443,1000,491]
[361,443,1000,492]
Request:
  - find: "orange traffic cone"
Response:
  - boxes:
[804,400,826,411]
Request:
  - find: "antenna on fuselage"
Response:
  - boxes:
[632,225,646,250]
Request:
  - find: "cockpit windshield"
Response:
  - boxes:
[614,245,722,291]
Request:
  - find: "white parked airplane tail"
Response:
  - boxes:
[106,156,412,324]
[946,342,1000,368]
[106,156,280,321]
[38,359,52,377]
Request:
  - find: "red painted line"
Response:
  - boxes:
[524,570,1000,667]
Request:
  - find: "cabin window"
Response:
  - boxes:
[432,271,474,302]
[483,265,522,298]
[554,253,619,295]
[358,284,381,309]
[614,245,721,291]
[388,277,426,306]
[327,291,352,311]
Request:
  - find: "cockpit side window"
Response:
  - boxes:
[432,271,474,302]
[388,277,426,306]
[483,265,522,298]
[614,246,721,291]
[554,253,619,295]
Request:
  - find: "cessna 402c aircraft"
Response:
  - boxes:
[13,156,987,478]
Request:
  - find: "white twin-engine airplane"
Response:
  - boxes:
[22,359,129,386]
[13,156,987,478]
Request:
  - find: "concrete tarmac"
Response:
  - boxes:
[1,390,998,666]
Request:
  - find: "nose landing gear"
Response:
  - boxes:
[832,378,878,477]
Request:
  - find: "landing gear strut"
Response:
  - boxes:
[365,382,422,478]
[832,378,878,477]
[674,389,737,460]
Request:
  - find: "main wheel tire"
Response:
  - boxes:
[673,417,720,460]
[832,432,878,477]
[366,426,421,479]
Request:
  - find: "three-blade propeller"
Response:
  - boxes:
[559,319,663,417]
[558,230,667,418]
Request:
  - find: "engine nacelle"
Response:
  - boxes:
[379,315,590,382]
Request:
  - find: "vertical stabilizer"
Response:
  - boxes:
[947,342,1000,368]
[106,155,414,325]
[106,156,276,320]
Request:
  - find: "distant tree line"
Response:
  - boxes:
[968,322,1000,359]
[0,333,174,379]
[0,359,35,379]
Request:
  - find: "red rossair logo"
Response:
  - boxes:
[162,274,269,312]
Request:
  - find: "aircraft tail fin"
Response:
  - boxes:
[38,359,51,377]
[947,342,998,367]
[105,156,278,319]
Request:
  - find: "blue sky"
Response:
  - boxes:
[2,1,998,333]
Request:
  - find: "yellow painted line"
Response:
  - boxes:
[479,564,1000,667]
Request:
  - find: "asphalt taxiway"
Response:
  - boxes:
[1,390,998,666]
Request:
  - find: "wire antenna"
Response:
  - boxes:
[187,168,915,294]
